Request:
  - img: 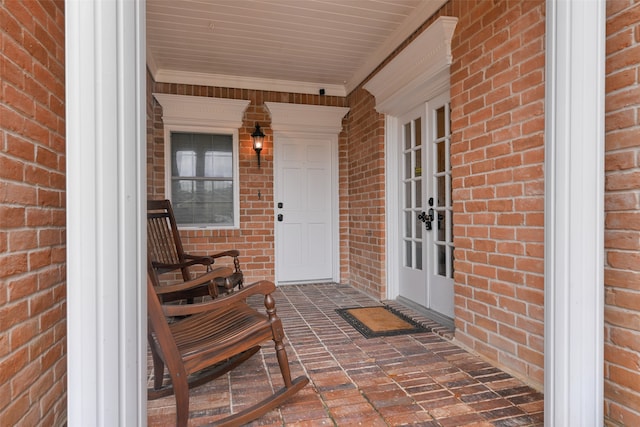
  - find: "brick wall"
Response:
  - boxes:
[604,1,640,425]
[0,1,67,425]
[148,81,349,284]
[343,88,386,299]
[449,0,546,386]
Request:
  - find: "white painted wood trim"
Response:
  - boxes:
[265,102,350,134]
[154,69,347,97]
[544,1,605,425]
[385,115,400,299]
[364,16,457,116]
[66,0,146,425]
[153,93,250,129]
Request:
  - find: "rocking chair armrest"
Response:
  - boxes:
[182,254,216,265]
[210,249,240,259]
[151,256,215,272]
[153,267,234,296]
[161,280,276,317]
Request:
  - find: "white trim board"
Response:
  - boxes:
[544,0,605,425]
[65,0,146,424]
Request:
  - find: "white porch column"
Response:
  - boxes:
[544,1,605,425]
[66,0,146,425]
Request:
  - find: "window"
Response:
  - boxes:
[153,93,250,229]
[170,132,235,227]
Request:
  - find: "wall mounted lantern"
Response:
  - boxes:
[251,123,265,167]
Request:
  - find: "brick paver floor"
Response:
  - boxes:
[147,283,544,426]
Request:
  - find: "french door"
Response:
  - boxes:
[398,92,454,319]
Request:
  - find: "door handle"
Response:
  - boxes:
[418,210,433,230]
[277,214,283,222]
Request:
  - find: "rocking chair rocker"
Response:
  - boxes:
[146,267,309,426]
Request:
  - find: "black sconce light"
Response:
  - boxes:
[251,123,265,167]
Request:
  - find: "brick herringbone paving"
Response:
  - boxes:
[147,283,544,426]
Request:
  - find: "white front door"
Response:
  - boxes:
[275,134,335,283]
[398,92,454,319]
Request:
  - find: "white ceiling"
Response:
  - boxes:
[146,0,447,96]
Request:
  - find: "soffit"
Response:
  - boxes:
[146,0,447,96]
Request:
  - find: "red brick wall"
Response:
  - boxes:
[449,0,546,386]
[0,1,67,425]
[343,88,386,299]
[148,81,349,284]
[604,2,640,425]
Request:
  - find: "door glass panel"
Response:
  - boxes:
[436,141,445,173]
[415,117,422,146]
[436,244,446,276]
[405,241,413,268]
[436,106,445,138]
[404,123,411,150]
[436,176,446,207]
[404,152,411,178]
[416,242,422,270]
[404,211,412,238]
[437,210,446,242]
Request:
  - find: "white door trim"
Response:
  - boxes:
[66,0,146,425]
[385,115,400,299]
[544,0,605,425]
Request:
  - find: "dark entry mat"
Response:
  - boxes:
[336,305,431,338]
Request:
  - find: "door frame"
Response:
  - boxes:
[265,102,349,284]
[273,131,339,284]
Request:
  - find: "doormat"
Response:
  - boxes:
[336,305,431,339]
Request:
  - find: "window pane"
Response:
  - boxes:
[416,241,422,270]
[404,152,411,179]
[405,240,413,268]
[437,210,446,242]
[171,132,235,226]
[404,123,411,150]
[437,244,446,276]
[404,211,412,238]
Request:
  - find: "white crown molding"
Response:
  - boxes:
[265,102,349,134]
[153,93,250,128]
[153,69,347,97]
[364,16,458,116]
[346,0,448,94]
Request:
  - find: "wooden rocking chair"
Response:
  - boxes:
[147,199,243,298]
[146,267,309,427]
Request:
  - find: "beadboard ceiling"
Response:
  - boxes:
[146,0,447,96]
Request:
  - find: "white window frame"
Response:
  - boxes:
[164,125,240,229]
[153,94,250,229]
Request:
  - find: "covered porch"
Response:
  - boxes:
[147,283,543,426]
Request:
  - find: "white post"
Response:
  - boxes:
[66,0,146,425]
[544,0,605,425]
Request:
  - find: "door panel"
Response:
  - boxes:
[426,92,454,318]
[275,135,334,283]
[397,92,454,319]
[399,108,426,304]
